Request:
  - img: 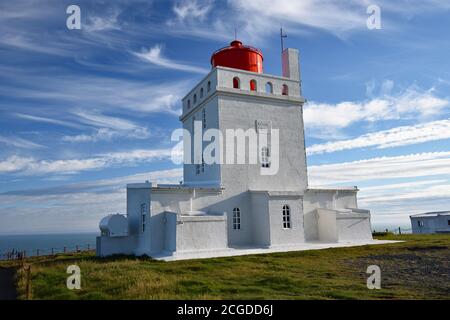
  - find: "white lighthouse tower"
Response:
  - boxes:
[96,40,374,260]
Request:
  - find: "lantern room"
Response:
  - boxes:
[211,40,263,73]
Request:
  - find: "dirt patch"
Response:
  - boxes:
[347,248,450,299]
[0,267,17,300]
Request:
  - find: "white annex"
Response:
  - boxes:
[410,211,450,234]
[97,41,388,261]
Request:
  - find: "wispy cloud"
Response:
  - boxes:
[307,118,450,155]
[134,44,209,74]
[13,113,84,129]
[2,72,190,116]
[309,151,450,186]
[0,135,43,149]
[0,168,183,234]
[0,148,178,176]
[304,85,449,133]
[84,10,122,32]
[172,0,213,22]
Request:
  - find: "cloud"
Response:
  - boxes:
[309,151,450,186]
[172,0,213,22]
[304,86,449,131]
[2,72,190,116]
[13,113,84,129]
[0,135,43,149]
[355,178,450,227]
[226,0,450,40]
[307,118,450,155]
[0,148,178,175]
[62,111,151,143]
[0,168,183,234]
[134,44,209,74]
[84,10,122,32]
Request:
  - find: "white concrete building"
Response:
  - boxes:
[410,211,450,234]
[97,41,377,260]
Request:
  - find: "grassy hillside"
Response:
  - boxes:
[2,234,449,300]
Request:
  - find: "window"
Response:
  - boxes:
[201,156,205,173]
[193,94,197,104]
[187,99,191,109]
[233,77,240,89]
[282,205,291,229]
[250,79,257,91]
[195,164,200,175]
[207,81,211,92]
[265,82,273,94]
[233,208,241,230]
[261,146,270,168]
[448,220,450,226]
[418,220,424,227]
[200,87,204,98]
[202,108,206,128]
[282,84,289,96]
[141,203,147,233]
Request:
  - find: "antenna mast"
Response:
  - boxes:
[280,27,287,53]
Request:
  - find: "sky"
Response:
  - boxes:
[1,0,450,234]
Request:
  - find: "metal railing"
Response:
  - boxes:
[0,243,95,261]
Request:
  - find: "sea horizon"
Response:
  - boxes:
[0,232,99,259]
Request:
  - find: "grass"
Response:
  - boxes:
[1,234,449,300]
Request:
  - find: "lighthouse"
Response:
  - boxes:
[96,40,374,260]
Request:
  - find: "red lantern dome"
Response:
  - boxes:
[211,40,263,73]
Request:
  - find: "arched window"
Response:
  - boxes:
[187,99,191,109]
[265,82,273,94]
[207,81,211,92]
[200,88,204,98]
[261,146,270,168]
[282,205,291,229]
[282,84,289,96]
[250,79,257,91]
[233,77,240,89]
[193,94,197,104]
[202,108,206,129]
[232,208,241,230]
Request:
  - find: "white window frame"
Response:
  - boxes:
[233,208,241,230]
[202,108,206,129]
[261,146,270,168]
[282,205,291,229]
[141,203,147,233]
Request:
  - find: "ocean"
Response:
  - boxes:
[0,233,98,259]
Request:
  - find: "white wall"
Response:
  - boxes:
[317,209,338,242]
[218,94,308,193]
[126,183,151,254]
[304,189,358,241]
[336,213,372,241]
[268,195,304,246]
[175,214,228,252]
[96,235,136,256]
[250,192,270,247]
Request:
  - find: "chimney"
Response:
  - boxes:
[282,48,300,81]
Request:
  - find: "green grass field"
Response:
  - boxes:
[2,234,449,300]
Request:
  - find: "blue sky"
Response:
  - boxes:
[1,0,450,234]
